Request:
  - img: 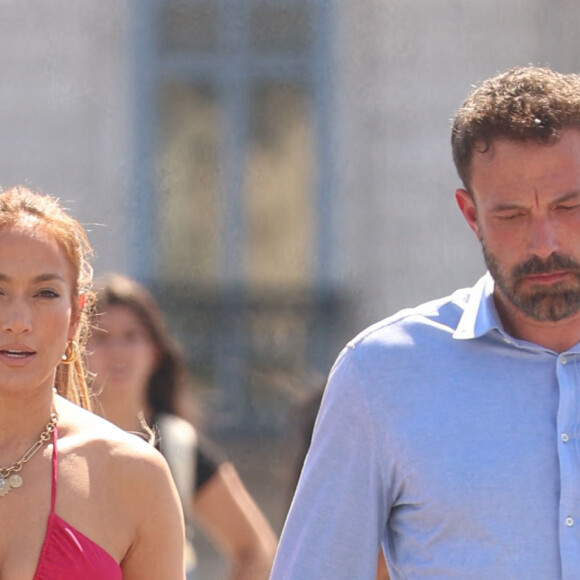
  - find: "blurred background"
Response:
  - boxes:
[2,0,580,575]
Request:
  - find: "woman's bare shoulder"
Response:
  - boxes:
[52,400,185,577]
[55,396,172,482]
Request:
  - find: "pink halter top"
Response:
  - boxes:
[32,426,123,580]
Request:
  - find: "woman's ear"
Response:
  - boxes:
[455,188,481,240]
[68,293,86,340]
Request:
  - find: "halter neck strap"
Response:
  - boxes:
[50,424,58,514]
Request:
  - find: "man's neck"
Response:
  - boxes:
[494,291,580,353]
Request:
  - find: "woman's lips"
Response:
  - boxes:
[0,347,36,365]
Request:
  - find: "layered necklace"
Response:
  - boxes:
[0,413,58,498]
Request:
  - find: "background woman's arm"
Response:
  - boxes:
[193,462,277,580]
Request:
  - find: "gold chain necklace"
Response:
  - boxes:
[0,413,58,498]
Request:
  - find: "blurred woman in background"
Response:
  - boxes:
[86,273,277,580]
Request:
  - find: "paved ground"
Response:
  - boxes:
[193,434,299,579]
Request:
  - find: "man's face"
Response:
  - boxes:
[456,129,580,323]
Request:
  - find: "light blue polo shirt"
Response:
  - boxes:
[270,273,580,579]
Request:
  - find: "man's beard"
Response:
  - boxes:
[482,240,580,322]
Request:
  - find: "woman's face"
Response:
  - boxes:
[0,226,78,396]
[87,304,160,406]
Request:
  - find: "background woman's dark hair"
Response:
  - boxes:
[92,273,188,416]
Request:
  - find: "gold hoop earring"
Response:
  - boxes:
[61,340,79,365]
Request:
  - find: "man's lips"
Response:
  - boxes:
[524,271,570,284]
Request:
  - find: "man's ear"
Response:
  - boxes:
[455,188,481,240]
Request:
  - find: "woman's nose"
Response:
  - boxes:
[1,308,32,334]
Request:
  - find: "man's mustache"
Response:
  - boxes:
[513,253,580,279]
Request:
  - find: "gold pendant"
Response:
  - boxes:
[0,474,23,497]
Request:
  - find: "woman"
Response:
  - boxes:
[0,187,185,580]
[87,273,277,580]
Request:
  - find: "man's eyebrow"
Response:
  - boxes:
[490,191,580,212]
[490,202,526,212]
[552,190,580,204]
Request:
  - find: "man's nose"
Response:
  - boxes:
[528,216,560,259]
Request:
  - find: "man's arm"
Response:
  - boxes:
[270,347,389,579]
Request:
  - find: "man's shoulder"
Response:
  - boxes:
[349,285,473,350]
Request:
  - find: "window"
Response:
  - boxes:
[133,0,338,431]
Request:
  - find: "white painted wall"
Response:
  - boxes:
[0,0,132,275]
[336,0,580,331]
[1,0,579,336]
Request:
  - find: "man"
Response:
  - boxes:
[270,66,580,579]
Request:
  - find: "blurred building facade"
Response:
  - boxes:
[1,0,580,432]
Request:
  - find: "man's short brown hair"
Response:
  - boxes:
[451,66,580,190]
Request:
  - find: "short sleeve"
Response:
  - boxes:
[194,433,226,493]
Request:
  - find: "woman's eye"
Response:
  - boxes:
[126,331,143,343]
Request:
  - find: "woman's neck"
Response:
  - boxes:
[0,389,56,458]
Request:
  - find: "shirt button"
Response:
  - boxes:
[566,517,574,527]
[562,433,570,443]
[561,355,568,364]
